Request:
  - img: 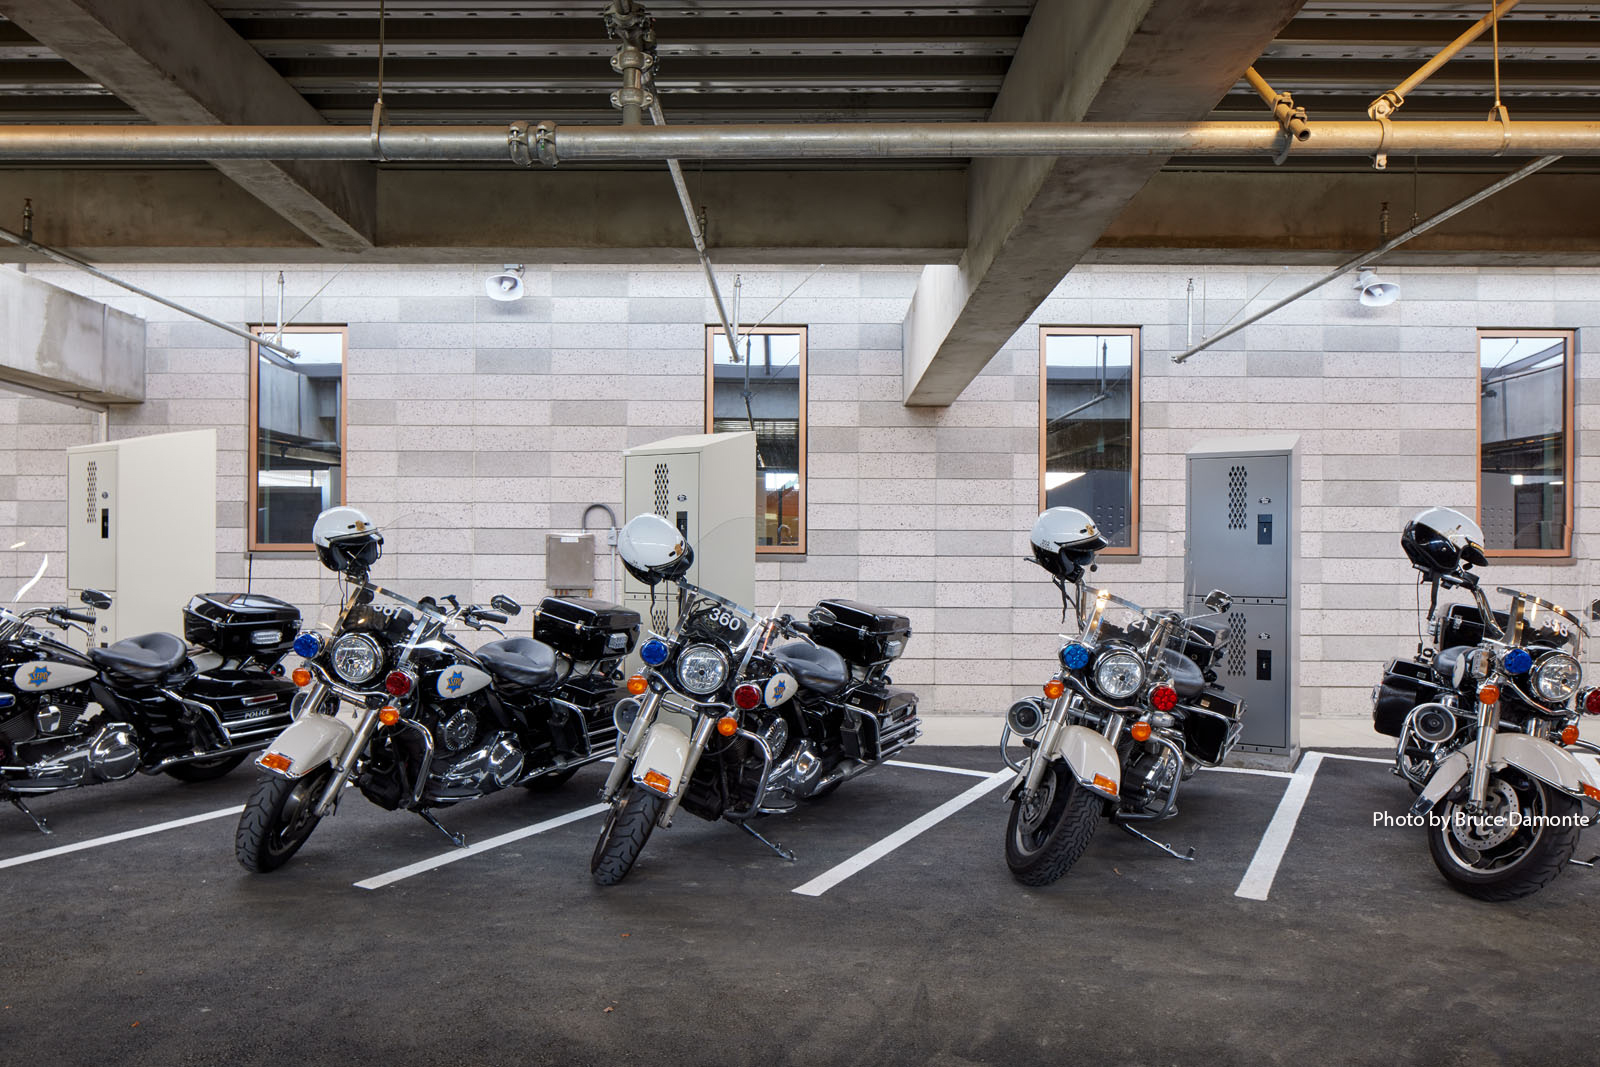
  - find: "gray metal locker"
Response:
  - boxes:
[1185,436,1299,760]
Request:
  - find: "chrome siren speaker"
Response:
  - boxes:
[1412,703,1458,744]
[1006,698,1046,736]
[612,696,642,735]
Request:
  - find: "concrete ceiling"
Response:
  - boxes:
[0,0,1596,403]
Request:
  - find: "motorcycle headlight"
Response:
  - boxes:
[330,633,383,684]
[1533,652,1582,703]
[1093,649,1145,701]
[676,643,729,696]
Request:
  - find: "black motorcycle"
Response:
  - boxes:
[236,507,640,871]
[1,585,301,833]
[590,513,921,884]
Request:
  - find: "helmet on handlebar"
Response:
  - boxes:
[617,513,694,586]
[1401,506,1487,576]
[1029,507,1107,581]
[311,506,385,577]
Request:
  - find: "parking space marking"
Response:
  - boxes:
[886,759,995,779]
[354,803,608,890]
[1234,751,1326,901]
[1321,752,1392,765]
[0,805,241,871]
[1202,766,1296,780]
[792,768,1014,897]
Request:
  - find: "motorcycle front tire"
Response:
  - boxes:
[163,752,249,782]
[1005,760,1101,886]
[590,783,664,886]
[1426,770,1583,901]
[235,765,334,873]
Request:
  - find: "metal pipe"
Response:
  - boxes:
[1244,66,1309,142]
[0,374,109,414]
[1171,154,1560,364]
[1371,0,1522,119]
[0,121,1597,163]
[0,224,302,361]
[649,98,739,358]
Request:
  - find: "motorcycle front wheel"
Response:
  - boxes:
[1005,759,1100,886]
[163,752,249,782]
[235,766,334,873]
[590,783,664,886]
[1426,769,1583,901]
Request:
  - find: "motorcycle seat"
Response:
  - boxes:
[771,640,848,696]
[1160,648,1206,700]
[90,631,190,684]
[476,637,558,689]
[1433,645,1475,685]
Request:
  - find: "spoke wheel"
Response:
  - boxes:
[1005,760,1101,886]
[590,783,664,886]
[1426,770,1583,901]
[235,766,333,873]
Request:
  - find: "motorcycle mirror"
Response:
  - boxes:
[810,607,836,629]
[80,588,112,610]
[1590,599,1600,622]
[490,594,522,617]
[1204,589,1232,615]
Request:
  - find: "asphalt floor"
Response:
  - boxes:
[2,745,1598,1066]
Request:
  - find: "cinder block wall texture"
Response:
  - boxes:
[3,263,1597,723]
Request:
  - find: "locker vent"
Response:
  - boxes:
[85,461,98,523]
[1225,613,1248,677]
[653,463,669,517]
[1227,465,1247,529]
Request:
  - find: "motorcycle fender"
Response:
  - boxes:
[257,714,354,780]
[1055,724,1121,800]
[632,720,692,800]
[1492,732,1600,802]
[1410,750,1470,816]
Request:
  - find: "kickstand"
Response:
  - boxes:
[419,809,466,848]
[10,796,51,835]
[736,820,796,862]
[1571,855,1600,868]
[1118,821,1195,862]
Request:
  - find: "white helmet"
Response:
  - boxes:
[311,506,384,575]
[618,513,694,586]
[1029,507,1107,580]
[1402,506,1488,575]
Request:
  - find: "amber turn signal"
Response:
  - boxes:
[1583,782,1600,804]
[1479,683,1501,705]
[1130,721,1153,743]
[1562,725,1580,746]
[377,705,401,726]
[291,667,311,687]
[1091,773,1118,796]
[717,715,739,737]
[259,752,292,773]
[642,770,672,794]
[627,675,649,696]
[1043,679,1066,700]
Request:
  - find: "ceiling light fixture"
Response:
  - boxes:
[485,264,525,302]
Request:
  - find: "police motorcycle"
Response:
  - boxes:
[1000,508,1245,885]
[1373,507,1600,900]
[237,507,640,872]
[0,553,301,833]
[590,514,921,885]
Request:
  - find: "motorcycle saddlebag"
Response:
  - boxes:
[534,596,641,663]
[809,599,912,667]
[1179,624,1223,673]
[1373,658,1449,737]
[838,685,919,762]
[183,593,301,658]
[1181,689,1243,766]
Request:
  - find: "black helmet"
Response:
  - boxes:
[1401,506,1487,576]
[311,506,384,577]
[1029,507,1107,581]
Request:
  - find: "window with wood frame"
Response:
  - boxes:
[248,325,347,551]
[1478,329,1575,557]
[1039,327,1140,554]
[705,326,807,554]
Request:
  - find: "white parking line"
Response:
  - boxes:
[1202,765,1296,780]
[354,803,608,890]
[886,759,994,779]
[1321,752,1392,765]
[0,805,242,871]
[793,768,1014,897]
[1234,751,1326,901]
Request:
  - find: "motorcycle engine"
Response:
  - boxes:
[1126,746,1179,808]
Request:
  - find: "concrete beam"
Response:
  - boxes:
[0,167,965,264]
[902,0,1306,405]
[1089,169,1600,265]
[0,0,375,252]
[0,267,144,403]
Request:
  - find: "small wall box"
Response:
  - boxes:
[67,429,217,646]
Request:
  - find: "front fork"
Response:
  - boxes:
[1020,690,1124,794]
[313,688,382,818]
[601,690,661,802]
[1465,696,1501,812]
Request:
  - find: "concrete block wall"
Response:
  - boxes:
[2,262,1596,725]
